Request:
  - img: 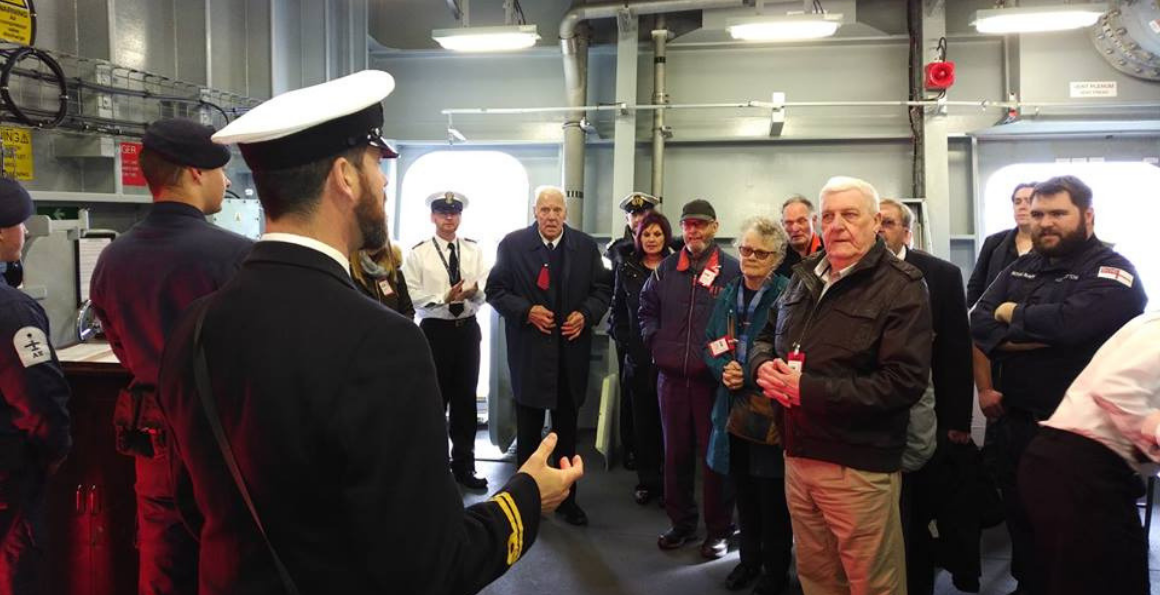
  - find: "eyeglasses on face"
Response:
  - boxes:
[738,246,775,260]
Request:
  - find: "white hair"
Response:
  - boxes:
[534,185,565,207]
[819,176,880,214]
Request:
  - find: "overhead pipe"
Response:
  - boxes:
[651,15,670,205]
[558,0,747,228]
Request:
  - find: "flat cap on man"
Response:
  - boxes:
[680,199,716,222]
[212,70,399,171]
[0,177,33,228]
[426,191,468,213]
[618,192,659,214]
[142,118,231,169]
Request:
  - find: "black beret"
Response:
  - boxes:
[142,118,231,169]
[0,177,33,228]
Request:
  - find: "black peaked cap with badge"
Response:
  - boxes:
[427,191,468,214]
[618,191,659,214]
[0,177,33,228]
[143,118,232,169]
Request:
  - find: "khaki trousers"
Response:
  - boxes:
[785,456,906,595]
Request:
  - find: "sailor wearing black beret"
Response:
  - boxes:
[88,116,253,594]
[0,176,71,592]
[156,70,578,593]
[404,190,490,489]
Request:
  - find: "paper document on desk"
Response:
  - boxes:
[1092,394,1160,463]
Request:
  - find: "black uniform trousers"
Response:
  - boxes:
[628,360,663,493]
[729,435,792,579]
[901,457,938,595]
[515,355,579,510]
[1019,427,1148,595]
[983,407,1042,588]
[420,317,482,475]
[616,344,635,462]
[0,468,45,593]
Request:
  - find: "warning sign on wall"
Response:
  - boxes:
[121,141,146,186]
[1069,81,1118,99]
[0,0,34,45]
[1,127,34,181]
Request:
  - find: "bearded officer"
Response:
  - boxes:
[156,70,581,595]
[0,178,71,592]
[404,191,489,490]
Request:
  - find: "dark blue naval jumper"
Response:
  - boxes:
[89,201,252,595]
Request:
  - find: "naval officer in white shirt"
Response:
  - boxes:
[404,191,490,489]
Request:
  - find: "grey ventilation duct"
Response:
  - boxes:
[1090,0,1160,81]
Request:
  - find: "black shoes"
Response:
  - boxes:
[657,527,699,550]
[632,485,657,506]
[454,471,488,490]
[700,536,728,559]
[725,563,761,591]
[555,502,589,526]
[623,451,637,471]
[751,573,789,595]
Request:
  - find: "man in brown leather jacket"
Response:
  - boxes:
[749,176,933,595]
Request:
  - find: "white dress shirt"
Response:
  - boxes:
[1042,311,1160,471]
[403,236,489,321]
[260,233,350,276]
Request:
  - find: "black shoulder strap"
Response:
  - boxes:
[192,302,300,595]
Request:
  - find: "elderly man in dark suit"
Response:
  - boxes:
[157,71,581,595]
[879,198,977,594]
[486,185,613,527]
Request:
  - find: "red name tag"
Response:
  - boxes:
[787,349,805,373]
[708,336,733,357]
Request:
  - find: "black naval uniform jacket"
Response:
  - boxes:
[157,241,540,595]
[486,224,612,410]
[903,249,974,434]
[970,235,1146,418]
[90,201,254,387]
[0,276,71,484]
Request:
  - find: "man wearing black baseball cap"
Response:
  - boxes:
[0,177,71,593]
[89,118,254,595]
[639,198,741,558]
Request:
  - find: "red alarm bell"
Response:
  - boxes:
[924,61,956,91]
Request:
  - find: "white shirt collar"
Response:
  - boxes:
[539,228,564,248]
[815,256,858,284]
[259,233,351,276]
[894,245,908,261]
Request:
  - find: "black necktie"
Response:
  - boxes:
[547,241,555,252]
[448,243,464,317]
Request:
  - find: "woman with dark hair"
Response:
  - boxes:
[610,210,672,505]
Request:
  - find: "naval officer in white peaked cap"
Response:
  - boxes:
[154,70,583,595]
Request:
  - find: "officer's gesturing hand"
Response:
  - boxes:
[561,311,585,341]
[517,432,585,514]
[445,280,465,303]
[527,305,556,334]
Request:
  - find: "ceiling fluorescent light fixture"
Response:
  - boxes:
[973,4,1107,34]
[432,25,540,52]
[727,13,843,42]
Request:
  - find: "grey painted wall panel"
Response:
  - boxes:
[246,0,273,98]
[1020,30,1160,106]
[113,0,178,77]
[176,0,209,86]
[209,0,249,94]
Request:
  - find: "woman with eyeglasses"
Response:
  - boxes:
[610,210,672,506]
[703,216,793,595]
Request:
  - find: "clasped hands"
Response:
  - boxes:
[527,305,585,340]
[755,359,802,407]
